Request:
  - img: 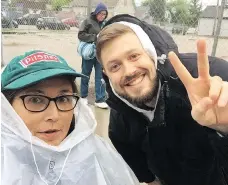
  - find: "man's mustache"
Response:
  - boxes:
[121,71,145,86]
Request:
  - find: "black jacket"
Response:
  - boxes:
[103,15,228,185]
[78,13,105,43]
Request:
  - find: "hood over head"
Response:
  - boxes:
[1,92,140,185]
[92,2,108,19]
[94,2,108,14]
[1,93,96,152]
[101,14,178,114]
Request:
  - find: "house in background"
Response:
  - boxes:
[198,5,228,37]
[62,0,117,18]
[2,0,49,19]
[11,0,50,11]
[62,0,135,18]
[113,0,136,16]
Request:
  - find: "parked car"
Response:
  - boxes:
[172,25,188,35]
[75,14,86,25]
[186,27,197,35]
[36,17,70,30]
[16,13,41,25]
[1,16,18,28]
[61,17,79,27]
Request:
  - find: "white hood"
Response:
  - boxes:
[1,93,96,152]
[109,80,161,122]
[1,93,139,185]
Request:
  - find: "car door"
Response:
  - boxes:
[49,18,57,29]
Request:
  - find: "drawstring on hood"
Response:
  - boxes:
[30,135,72,185]
[2,92,140,185]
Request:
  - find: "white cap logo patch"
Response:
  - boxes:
[19,52,61,68]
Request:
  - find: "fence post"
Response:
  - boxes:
[211,0,226,57]
[212,0,220,36]
[1,33,4,67]
[87,0,92,17]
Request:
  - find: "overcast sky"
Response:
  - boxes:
[135,0,221,7]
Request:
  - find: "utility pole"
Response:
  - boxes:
[1,33,4,68]
[87,0,92,17]
[211,0,226,56]
[212,0,220,36]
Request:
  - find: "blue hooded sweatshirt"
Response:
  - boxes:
[94,2,108,17]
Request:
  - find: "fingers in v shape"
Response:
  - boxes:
[197,39,210,80]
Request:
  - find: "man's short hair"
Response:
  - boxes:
[96,23,133,64]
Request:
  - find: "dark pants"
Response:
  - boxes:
[80,58,105,103]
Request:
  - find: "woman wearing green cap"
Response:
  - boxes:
[1,50,139,185]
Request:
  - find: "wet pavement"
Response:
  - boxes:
[90,105,110,141]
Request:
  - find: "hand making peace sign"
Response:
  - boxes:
[168,39,228,128]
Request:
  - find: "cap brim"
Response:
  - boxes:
[4,68,88,90]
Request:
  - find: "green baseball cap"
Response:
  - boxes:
[1,50,87,91]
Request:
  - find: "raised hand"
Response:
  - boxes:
[168,39,228,127]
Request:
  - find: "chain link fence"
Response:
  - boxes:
[1,0,228,67]
[137,0,228,59]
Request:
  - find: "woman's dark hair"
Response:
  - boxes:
[2,76,78,104]
[2,89,18,104]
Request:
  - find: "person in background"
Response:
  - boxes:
[78,2,108,109]
[1,50,140,185]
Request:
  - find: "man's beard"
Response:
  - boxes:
[117,76,159,107]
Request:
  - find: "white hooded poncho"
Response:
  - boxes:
[1,93,139,185]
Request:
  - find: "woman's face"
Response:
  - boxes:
[96,11,107,22]
[12,77,75,146]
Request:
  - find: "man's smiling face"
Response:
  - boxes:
[101,32,158,104]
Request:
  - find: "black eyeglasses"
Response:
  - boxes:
[19,94,80,112]
[98,12,107,16]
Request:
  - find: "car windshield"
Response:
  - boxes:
[45,18,54,22]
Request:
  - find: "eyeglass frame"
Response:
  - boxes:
[19,93,80,113]
[97,12,107,17]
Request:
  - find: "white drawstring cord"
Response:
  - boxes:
[99,79,106,98]
[30,134,72,185]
